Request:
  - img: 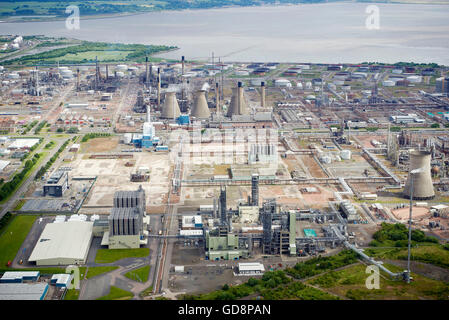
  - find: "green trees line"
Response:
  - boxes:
[35,139,70,180]
[0,153,42,202]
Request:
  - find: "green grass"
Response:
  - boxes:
[64,289,80,300]
[13,199,26,211]
[86,266,119,279]
[0,215,37,267]
[308,263,449,300]
[365,245,449,269]
[95,248,149,264]
[124,265,150,283]
[97,286,134,300]
[139,285,153,298]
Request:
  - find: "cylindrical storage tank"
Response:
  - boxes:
[116,64,128,72]
[382,80,395,87]
[403,150,435,200]
[296,82,303,89]
[340,149,352,160]
[234,69,249,76]
[274,79,291,87]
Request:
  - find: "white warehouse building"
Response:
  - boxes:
[29,221,93,266]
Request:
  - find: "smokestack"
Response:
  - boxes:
[161,92,181,119]
[76,68,80,92]
[181,56,185,76]
[261,81,266,108]
[106,64,109,81]
[145,57,149,88]
[237,81,242,115]
[403,150,435,200]
[157,68,161,107]
[215,82,220,114]
[191,90,211,119]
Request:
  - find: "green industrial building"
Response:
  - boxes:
[205,232,249,261]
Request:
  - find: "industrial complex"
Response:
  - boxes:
[0,41,449,301]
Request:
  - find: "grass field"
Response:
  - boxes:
[64,289,80,300]
[124,265,150,283]
[0,215,37,267]
[97,286,133,300]
[308,263,449,300]
[365,245,449,269]
[95,248,149,264]
[86,266,119,279]
[44,50,134,63]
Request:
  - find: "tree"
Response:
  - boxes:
[56,128,64,133]
[431,123,440,128]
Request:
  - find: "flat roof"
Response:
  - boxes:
[29,221,93,264]
[1,271,40,281]
[0,283,48,300]
[238,262,265,272]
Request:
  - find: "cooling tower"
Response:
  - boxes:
[191,90,210,119]
[227,82,249,117]
[403,150,435,200]
[161,91,181,119]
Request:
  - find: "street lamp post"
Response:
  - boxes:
[406,168,424,284]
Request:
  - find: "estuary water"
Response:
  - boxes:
[1,2,448,64]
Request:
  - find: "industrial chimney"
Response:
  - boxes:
[145,57,149,87]
[181,56,185,76]
[215,82,220,114]
[261,81,266,108]
[161,91,181,119]
[157,67,161,107]
[191,90,211,119]
[403,150,435,200]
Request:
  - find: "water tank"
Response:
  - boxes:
[340,150,352,160]
[382,80,395,87]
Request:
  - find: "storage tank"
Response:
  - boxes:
[274,79,291,87]
[403,150,435,200]
[234,69,249,76]
[116,64,128,72]
[340,149,352,160]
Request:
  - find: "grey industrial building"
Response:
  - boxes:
[43,170,69,197]
[107,186,146,249]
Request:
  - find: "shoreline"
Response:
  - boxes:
[1,1,449,24]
